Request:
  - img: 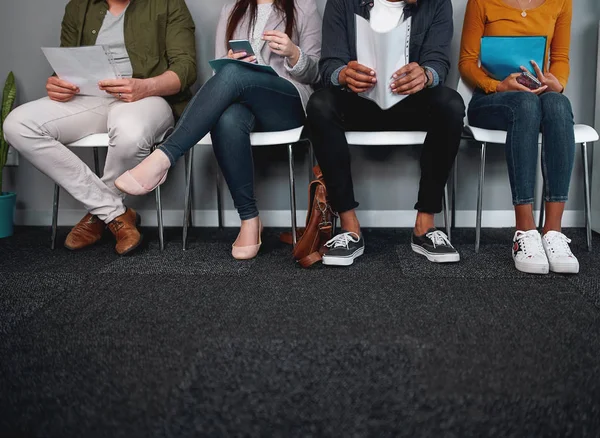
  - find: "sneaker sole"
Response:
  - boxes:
[411,244,460,263]
[322,247,364,266]
[549,262,579,274]
[514,259,549,275]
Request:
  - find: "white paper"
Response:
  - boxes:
[355,15,411,110]
[42,46,121,97]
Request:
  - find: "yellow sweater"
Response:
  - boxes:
[459,0,572,93]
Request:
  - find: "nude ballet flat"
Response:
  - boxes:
[115,169,168,196]
[232,220,263,260]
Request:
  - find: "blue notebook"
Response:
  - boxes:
[208,58,278,76]
[480,36,547,81]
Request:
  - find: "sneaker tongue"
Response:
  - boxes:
[339,229,359,239]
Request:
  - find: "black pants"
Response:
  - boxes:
[306,86,465,214]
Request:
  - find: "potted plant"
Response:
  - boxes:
[0,72,17,238]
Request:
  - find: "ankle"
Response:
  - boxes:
[542,225,561,236]
[339,210,360,235]
[414,212,434,236]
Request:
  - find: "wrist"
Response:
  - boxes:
[338,67,348,86]
[140,78,154,99]
[287,45,300,66]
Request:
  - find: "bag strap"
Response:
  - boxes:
[298,251,323,268]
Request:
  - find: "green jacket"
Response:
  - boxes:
[60,0,197,117]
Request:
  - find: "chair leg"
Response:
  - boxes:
[183,148,194,251]
[216,167,224,230]
[475,142,487,253]
[443,184,451,241]
[582,142,592,252]
[93,147,101,176]
[451,158,458,231]
[538,183,545,230]
[156,185,164,251]
[51,184,60,250]
[288,143,298,247]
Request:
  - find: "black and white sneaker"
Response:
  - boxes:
[322,231,365,266]
[411,228,460,263]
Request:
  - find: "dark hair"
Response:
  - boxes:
[226,0,296,49]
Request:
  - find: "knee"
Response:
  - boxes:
[540,92,573,120]
[109,121,155,157]
[212,105,253,138]
[306,89,338,126]
[430,87,466,122]
[510,92,542,121]
[213,63,253,88]
[2,106,36,150]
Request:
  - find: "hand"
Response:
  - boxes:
[526,60,563,93]
[339,61,376,94]
[46,76,79,102]
[390,62,428,95]
[496,73,548,94]
[98,78,151,103]
[227,49,257,64]
[262,30,300,64]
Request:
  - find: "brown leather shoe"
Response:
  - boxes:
[107,208,142,256]
[64,213,105,250]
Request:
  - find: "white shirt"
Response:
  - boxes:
[370,0,406,33]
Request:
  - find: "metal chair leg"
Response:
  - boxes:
[93,147,101,176]
[443,184,451,241]
[156,185,164,251]
[475,142,487,253]
[582,142,592,252]
[183,148,194,251]
[452,158,458,231]
[288,144,298,247]
[538,183,546,230]
[216,167,224,230]
[51,184,60,250]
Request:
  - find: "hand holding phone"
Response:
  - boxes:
[516,71,542,90]
[228,40,257,63]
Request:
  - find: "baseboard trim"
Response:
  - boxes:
[14,208,586,228]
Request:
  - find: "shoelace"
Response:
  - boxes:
[544,232,573,257]
[426,230,452,248]
[515,230,544,257]
[325,232,360,250]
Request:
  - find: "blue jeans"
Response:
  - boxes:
[468,90,575,205]
[159,63,305,220]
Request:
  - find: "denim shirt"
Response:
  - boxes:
[319,0,454,89]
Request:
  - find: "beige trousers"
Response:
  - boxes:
[3,95,174,223]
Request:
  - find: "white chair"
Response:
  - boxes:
[344,131,453,240]
[52,133,168,251]
[182,127,305,251]
[456,78,599,252]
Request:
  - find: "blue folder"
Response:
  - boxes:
[480,36,547,81]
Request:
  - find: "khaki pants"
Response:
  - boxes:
[3,95,174,223]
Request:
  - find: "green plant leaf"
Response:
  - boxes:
[1,72,17,124]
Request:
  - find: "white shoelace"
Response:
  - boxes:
[325,232,360,250]
[426,230,452,248]
[544,231,573,258]
[514,230,545,257]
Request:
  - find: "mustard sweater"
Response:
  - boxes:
[459,0,572,93]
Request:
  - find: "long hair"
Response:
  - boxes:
[225,0,296,48]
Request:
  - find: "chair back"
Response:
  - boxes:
[457,77,475,125]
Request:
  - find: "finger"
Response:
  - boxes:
[241,56,257,63]
[532,85,548,95]
[349,61,376,77]
[101,86,132,93]
[395,62,421,76]
[513,82,533,93]
[349,84,372,93]
[519,66,528,73]
[347,76,375,91]
[263,30,286,38]
[262,35,285,44]
[392,70,421,87]
[530,60,545,80]
[393,76,424,93]
[50,77,79,91]
[47,83,78,94]
[347,69,376,84]
[230,51,249,60]
[49,92,74,101]
[98,79,128,87]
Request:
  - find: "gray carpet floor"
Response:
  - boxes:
[1,226,599,437]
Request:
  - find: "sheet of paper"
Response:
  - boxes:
[208,58,278,76]
[355,15,411,110]
[42,46,120,97]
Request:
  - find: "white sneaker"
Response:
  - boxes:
[512,230,549,274]
[542,231,580,274]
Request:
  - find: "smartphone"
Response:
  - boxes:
[516,71,542,90]
[229,39,255,57]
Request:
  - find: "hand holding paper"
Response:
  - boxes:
[339,61,377,93]
[390,62,428,95]
[46,76,79,102]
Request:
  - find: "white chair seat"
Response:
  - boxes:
[67,133,110,147]
[466,124,599,145]
[345,131,427,145]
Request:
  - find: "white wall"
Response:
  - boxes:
[0,0,598,228]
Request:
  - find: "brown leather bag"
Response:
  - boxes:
[281,165,334,268]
